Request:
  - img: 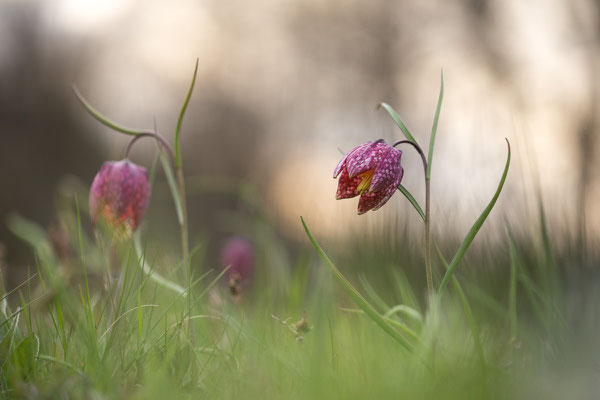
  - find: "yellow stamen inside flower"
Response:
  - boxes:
[356,169,375,194]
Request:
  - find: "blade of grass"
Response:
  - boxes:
[435,244,486,367]
[426,70,444,179]
[0,274,38,305]
[301,216,413,350]
[377,103,416,143]
[359,274,391,312]
[437,139,511,298]
[36,355,84,376]
[397,185,425,221]
[98,305,158,342]
[383,305,423,325]
[392,269,421,311]
[506,224,518,341]
[133,234,186,296]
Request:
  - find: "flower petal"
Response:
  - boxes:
[346,139,386,178]
[357,190,385,214]
[335,168,362,199]
[370,147,402,193]
[372,166,404,211]
[89,163,109,225]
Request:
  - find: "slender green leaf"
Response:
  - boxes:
[437,139,511,297]
[36,355,84,376]
[377,103,416,142]
[427,70,444,179]
[133,234,187,296]
[383,304,423,325]
[397,185,425,221]
[73,86,145,136]
[6,214,56,267]
[301,217,413,350]
[174,59,199,168]
[359,274,391,312]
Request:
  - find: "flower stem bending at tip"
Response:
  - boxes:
[75,64,194,289]
[124,132,176,163]
[74,86,177,163]
[392,139,434,301]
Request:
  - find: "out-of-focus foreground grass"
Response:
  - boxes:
[1,178,598,399]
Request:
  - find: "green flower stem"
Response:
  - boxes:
[74,86,176,164]
[177,166,190,274]
[124,133,175,163]
[393,140,433,302]
[425,177,432,302]
[73,81,192,268]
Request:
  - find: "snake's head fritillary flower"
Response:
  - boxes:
[334,139,403,215]
[221,237,255,282]
[89,159,150,237]
[220,236,255,302]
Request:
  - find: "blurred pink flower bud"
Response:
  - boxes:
[89,159,150,236]
[220,237,255,283]
[334,139,403,215]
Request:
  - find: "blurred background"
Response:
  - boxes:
[0,0,599,281]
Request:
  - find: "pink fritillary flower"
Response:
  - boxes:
[89,159,150,236]
[220,236,255,283]
[334,139,403,215]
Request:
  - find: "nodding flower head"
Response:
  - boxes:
[89,159,150,237]
[221,236,255,302]
[334,139,403,215]
[220,236,255,283]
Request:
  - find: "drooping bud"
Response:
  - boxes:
[89,159,150,237]
[220,237,255,301]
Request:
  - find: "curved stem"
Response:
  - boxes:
[393,140,434,302]
[392,140,427,177]
[124,132,176,162]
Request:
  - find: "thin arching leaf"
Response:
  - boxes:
[397,184,425,221]
[301,217,413,350]
[437,139,511,297]
[377,103,416,143]
[174,59,199,168]
[427,71,444,179]
[73,86,145,136]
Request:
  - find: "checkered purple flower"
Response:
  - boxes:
[89,159,150,235]
[334,139,403,215]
